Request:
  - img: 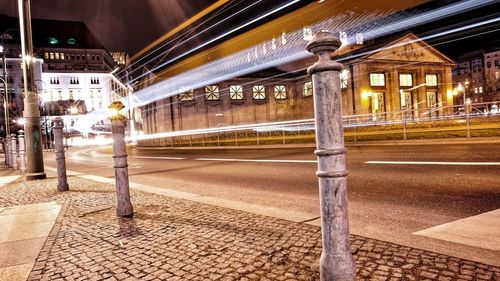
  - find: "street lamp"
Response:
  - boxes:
[0,29,18,138]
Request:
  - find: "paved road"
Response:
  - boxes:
[44,143,500,265]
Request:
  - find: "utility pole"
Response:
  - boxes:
[307,31,356,281]
[18,0,46,180]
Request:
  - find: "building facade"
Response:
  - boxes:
[1,14,119,138]
[140,33,455,135]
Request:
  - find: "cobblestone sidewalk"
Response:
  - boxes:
[0,173,498,281]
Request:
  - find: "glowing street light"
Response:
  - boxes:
[69,106,78,115]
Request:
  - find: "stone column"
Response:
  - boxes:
[10,133,18,170]
[110,101,134,217]
[53,117,69,191]
[18,130,27,174]
[307,31,356,281]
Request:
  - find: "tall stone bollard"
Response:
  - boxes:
[307,31,356,281]
[109,101,133,217]
[4,137,10,167]
[10,133,18,170]
[18,130,27,174]
[53,117,69,191]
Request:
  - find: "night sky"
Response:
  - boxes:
[0,0,216,55]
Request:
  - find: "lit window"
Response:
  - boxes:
[340,70,349,89]
[399,73,413,87]
[479,86,483,93]
[369,73,385,87]
[274,85,287,100]
[229,85,243,100]
[55,53,59,60]
[474,87,478,94]
[303,27,313,41]
[179,90,194,101]
[50,52,54,60]
[44,52,49,59]
[425,74,438,87]
[303,81,313,97]
[252,85,265,100]
[60,53,64,60]
[205,85,219,100]
[496,72,499,79]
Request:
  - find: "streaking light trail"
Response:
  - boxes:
[131,0,495,108]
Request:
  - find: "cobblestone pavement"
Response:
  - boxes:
[0,172,499,281]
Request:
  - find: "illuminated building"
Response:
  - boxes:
[140,33,455,134]
[1,14,117,136]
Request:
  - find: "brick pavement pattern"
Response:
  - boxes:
[0,173,499,281]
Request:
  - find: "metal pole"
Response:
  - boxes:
[402,106,407,140]
[18,130,26,174]
[2,52,10,138]
[465,97,471,138]
[53,117,68,191]
[307,31,356,281]
[18,0,46,180]
[110,101,133,217]
[10,133,17,170]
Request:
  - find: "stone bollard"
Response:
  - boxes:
[109,101,134,217]
[10,133,18,170]
[307,31,356,281]
[3,138,9,167]
[52,117,69,191]
[5,136,11,168]
[18,130,27,174]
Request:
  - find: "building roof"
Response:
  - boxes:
[0,14,106,50]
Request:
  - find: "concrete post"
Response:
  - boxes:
[307,31,356,281]
[1,139,5,166]
[10,133,17,170]
[5,137,11,167]
[110,101,134,217]
[52,117,69,192]
[18,130,27,174]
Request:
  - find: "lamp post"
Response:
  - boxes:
[18,0,46,180]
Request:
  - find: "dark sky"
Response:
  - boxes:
[0,0,216,55]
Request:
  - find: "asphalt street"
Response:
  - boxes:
[43,143,500,265]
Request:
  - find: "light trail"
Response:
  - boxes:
[131,0,495,107]
[194,158,317,163]
[136,25,500,117]
[117,0,257,80]
[134,156,186,160]
[365,161,500,166]
[127,0,303,85]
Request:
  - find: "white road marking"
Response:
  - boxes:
[365,161,500,166]
[134,156,186,160]
[194,157,317,163]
